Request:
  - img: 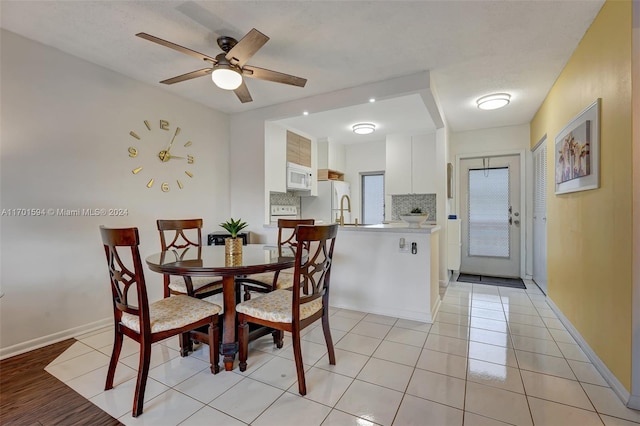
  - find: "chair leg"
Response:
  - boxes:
[321,308,336,365]
[132,339,152,417]
[238,315,249,372]
[209,317,220,374]
[105,326,123,390]
[292,326,307,395]
[179,331,194,357]
[272,329,284,349]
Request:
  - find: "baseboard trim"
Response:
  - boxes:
[330,302,435,323]
[0,317,111,360]
[628,394,640,410]
[546,298,633,408]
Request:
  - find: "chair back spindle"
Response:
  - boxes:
[292,224,337,321]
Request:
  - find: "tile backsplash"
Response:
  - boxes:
[269,191,300,207]
[391,194,436,221]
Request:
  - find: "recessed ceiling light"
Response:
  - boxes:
[352,123,376,135]
[369,98,376,103]
[477,93,511,110]
[303,111,309,116]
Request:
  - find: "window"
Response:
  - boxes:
[361,173,384,225]
[468,167,510,258]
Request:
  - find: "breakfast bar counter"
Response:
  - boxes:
[329,224,441,323]
[261,222,441,322]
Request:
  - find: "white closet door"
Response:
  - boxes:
[533,140,548,294]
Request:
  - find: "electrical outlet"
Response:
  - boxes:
[399,237,410,253]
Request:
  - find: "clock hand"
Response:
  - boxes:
[166,127,181,154]
[158,151,186,162]
[158,150,185,163]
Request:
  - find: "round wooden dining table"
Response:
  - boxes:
[146,244,301,371]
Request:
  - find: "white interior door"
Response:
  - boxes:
[533,141,548,293]
[459,155,521,278]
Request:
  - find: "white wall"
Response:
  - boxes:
[449,124,532,277]
[0,30,230,356]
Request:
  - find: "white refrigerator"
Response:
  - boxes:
[301,180,351,224]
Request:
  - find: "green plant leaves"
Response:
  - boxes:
[219,217,248,238]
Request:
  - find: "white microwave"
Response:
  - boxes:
[286,162,312,191]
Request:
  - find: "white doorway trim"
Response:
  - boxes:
[455,149,526,278]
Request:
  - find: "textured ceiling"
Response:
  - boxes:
[0,1,604,133]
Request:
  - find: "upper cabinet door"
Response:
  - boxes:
[385,134,412,194]
[286,130,311,167]
[411,134,437,194]
[385,133,437,194]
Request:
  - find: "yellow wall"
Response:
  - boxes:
[530,0,633,390]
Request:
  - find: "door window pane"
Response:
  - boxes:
[468,167,510,258]
[362,173,384,225]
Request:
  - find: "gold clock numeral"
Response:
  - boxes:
[132,167,143,174]
[184,141,192,148]
[144,120,151,130]
[187,155,194,164]
[160,120,169,131]
[177,180,183,189]
[129,131,140,140]
[161,182,170,192]
[128,147,138,158]
[147,179,154,188]
[185,171,193,178]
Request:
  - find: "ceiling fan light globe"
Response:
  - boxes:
[211,67,243,90]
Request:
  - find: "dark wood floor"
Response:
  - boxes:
[0,339,122,425]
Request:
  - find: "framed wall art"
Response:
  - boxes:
[554,98,601,195]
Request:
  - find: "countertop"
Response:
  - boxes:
[337,222,440,233]
[264,222,440,233]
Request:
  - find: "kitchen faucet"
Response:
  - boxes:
[337,194,351,226]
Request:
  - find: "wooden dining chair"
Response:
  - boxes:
[156,219,223,299]
[100,226,221,417]
[237,223,338,395]
[235,218,314,300]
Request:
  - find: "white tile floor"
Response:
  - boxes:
[45,280,640,426]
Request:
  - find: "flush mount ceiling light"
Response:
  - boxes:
[477,93,511,110]
[352,123,376,135]
[211,57,243,90]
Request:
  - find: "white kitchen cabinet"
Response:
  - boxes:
[386,133,436,194]
[264,123,316,195]
[265,122,287,194]
[317,138,346,172]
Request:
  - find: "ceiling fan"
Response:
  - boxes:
[136,28,307,103]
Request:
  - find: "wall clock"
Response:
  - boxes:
[127,119,195,192]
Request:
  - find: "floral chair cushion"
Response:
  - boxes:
[241,270,295,290]
[235,289,322,323]
[121,295,222,334]
[168,276,223,294]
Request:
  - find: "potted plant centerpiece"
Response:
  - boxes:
[219,218,248,256]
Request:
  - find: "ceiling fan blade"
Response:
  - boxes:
[242,65,307,87]
[160,68,212,85]
[233,80,253,103]
[225,28,269,68]
[136,32,216,63]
